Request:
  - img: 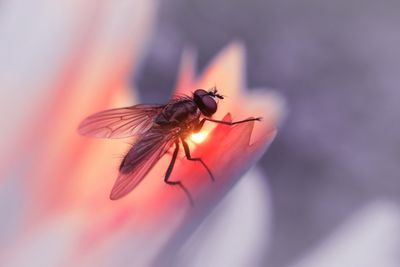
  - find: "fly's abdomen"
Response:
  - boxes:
[119,128,166,174]
[111,126,178,200]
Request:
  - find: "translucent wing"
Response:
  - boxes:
[78,104,164,139]
[110,127,179,200]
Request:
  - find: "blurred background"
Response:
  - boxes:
[1,0,400,266]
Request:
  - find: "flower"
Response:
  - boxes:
[0,2,284,265]
[69,43,284,267]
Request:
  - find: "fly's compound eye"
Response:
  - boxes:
[201,95,217,116]
[194,90,218,117]
[193,89,208,98]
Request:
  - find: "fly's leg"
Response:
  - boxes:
[164,141,180,183]
[181,138,215,182]
[204,117,262,125]
[193,118,206,133]
[164,141,194,206]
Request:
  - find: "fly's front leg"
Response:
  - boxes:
[193,118,206,133]
[181,138,215,182]
[205,117,262,125]
[164,140,194,206]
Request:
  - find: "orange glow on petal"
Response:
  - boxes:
[191,131,209,144]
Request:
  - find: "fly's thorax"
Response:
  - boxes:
[155,100,200,126]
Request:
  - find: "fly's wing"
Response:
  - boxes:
[78,104,164,139]
[110,127,179,200]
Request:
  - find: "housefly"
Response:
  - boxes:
[78,88,261,205]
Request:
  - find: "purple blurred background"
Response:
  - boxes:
[135,1,400,266]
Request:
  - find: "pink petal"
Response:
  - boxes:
[0,0,157,259]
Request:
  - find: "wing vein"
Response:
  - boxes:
[78,105,164,139]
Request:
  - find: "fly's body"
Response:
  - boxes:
[119,98,200,176]
[78,88,261,205]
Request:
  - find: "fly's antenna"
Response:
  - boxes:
[208,87,224,99]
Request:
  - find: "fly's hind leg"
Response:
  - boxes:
[181,138,215,182]
[164,141,194,206]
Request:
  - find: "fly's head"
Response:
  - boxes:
[193,88,224,117]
